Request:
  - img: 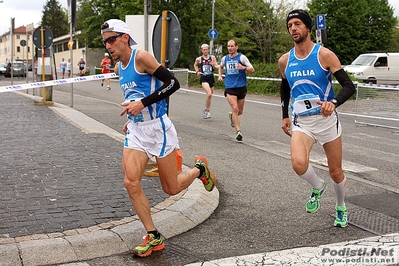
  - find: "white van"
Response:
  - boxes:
[344,53,399,85]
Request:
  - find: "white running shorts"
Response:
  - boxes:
[292,111,342,145]
[124,114,180,158]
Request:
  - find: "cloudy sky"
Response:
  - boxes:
[1,0,399,36]
[0,0,68,34]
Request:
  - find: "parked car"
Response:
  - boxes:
[4,62,26,77]
[0,63,6,75]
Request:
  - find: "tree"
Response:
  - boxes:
[76,0,145,48]
[308,0,397,64]
[215,0,272,63]
[40,0,69,38]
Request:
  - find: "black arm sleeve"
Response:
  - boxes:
[280,77,290,119]
[140,66,180,107]
[332,69,356,107]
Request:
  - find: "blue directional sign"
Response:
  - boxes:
[208,29,219,39]
[317,14,326,30]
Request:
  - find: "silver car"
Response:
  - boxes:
[0,63,6,75]
[5,62,26,77]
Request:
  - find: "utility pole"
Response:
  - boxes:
[10,17,14,84]
[210,0,215,55]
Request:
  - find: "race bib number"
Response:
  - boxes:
[202,65,212,75]
[226,60,239,75]
[124,95,144,123]
[105,64,110,70]
[293,94,321,116]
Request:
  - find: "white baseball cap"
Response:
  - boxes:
[201,44,209,49]
[101,19,137,46]
[104,53,109,57]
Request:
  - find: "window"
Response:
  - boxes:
[17,46,20,52]
[77,41,83,49]
[16,34,20,40]
[375,57,388,67]
[351,55,376,66]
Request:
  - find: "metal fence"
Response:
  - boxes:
[354,84,399,130]
[170,68,189,89]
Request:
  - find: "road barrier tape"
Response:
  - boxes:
[3,71,397,94]
[356,83,399,90]
[0,73,118,94]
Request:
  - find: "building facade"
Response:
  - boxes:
[0,26,34,65]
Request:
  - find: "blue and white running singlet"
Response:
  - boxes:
[285,44,335,116]
[119,49,167,122]
[221,53,248,89]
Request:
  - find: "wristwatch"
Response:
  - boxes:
[330,98,338,107]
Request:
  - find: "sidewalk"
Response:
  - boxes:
[0,91,219,266]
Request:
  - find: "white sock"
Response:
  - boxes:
[300,165,324,190]
[333,175,347,207]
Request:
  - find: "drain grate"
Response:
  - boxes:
[331,204,399,235]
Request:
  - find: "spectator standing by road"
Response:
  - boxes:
[60,58,67,79]
[100,52,112,90]
[218,39,255,141]
[101,19,216,257]
[193,43,219,119]
[78,57,85,76]
[34,59,38,75]
[67,58,71,78]
[278,9,356,227]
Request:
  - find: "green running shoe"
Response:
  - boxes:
[334,205,348,227]
[236,130,243,141]
[228,112,234,127]
[306,180,326,213]
[195,156,216,191]
[132,233,165,257]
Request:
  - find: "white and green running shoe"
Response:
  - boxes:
[228,112,234,127]
[334,205,348,227]
[306,180,326,213]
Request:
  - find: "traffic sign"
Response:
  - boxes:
[20,40,26,47]
[316,14,326,30]
[208,29,219,39]
[152,10,182,68]
[33,27,53,48]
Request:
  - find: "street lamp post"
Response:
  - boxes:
[210,0,215,55]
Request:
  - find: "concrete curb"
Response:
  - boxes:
[0,181,219,266]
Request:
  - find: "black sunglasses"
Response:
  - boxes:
[102,33,123,46]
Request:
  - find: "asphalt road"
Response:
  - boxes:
[14,78,399,265]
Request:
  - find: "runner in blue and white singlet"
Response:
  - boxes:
[218,40,255,141]
[279,9,356,229]
[119,49,166,123]
[285,43,334,117]
[101,19,216,256]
